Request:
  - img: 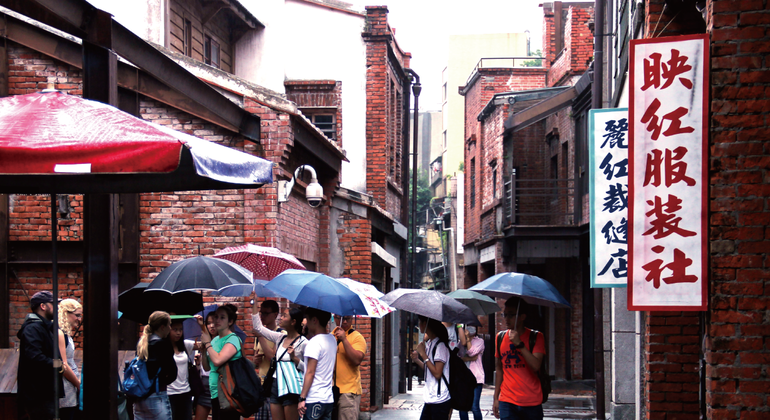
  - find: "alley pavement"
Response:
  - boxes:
[372,380,596,420]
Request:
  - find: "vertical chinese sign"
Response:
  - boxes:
[590,108,629,288]
[629,34,709,311]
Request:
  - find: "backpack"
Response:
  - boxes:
[430,340,475,412]
[218,337,266,416]
[496,329,552,403]
[122,357,159,399]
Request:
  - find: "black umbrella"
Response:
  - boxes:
[146,256,254,294]
[380,289,481,326]
[118,283,204,324]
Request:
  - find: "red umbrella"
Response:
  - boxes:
[214,244,305,281]
[0,90,274,417]
[0,91,273,193]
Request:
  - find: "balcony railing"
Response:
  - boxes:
[466,56,545,86]
[504,177,578,226]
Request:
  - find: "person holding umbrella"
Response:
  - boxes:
[196,304,243,420]
[459,325,485,420]
[493,297,546,420]
[252,302,307,420]
[193,311,217,420]
[133,311,177,420]
[409,316,451,420]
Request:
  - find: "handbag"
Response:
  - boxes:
[186,343,205,397]
[261,336,286,399]
[276,336,304,397]
[276,360,303,397]
[188,360,205,397]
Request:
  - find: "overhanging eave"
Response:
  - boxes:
[504,86,577,133]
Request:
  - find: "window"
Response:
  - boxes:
[204,35,220,69]
[442,83,447,102]
[184,20,192,57]
[443,130,447,151]
[470,158,476,208]
[307,114,336,141]
[562,142,569,179]
[492,168,497,200]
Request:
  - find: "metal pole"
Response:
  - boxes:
[51,194,60,420]
[592,0,606,418]
[405,69,421,391]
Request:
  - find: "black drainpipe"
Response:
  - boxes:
[592,0,606,419]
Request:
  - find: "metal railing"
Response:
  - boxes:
[504,177,578,226]
[466,56,545,85]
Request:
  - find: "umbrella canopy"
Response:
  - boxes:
[335,278,395,318]
[469,272,571,309]
[380,289,480,326]
[213,244,305,281]
[0,91,273,194]
[118,283,204,324]
[182,304,247,342]
[146,256,254,295]
[264,269,368,316]
[446,289,502,316]
[209,279,283,298]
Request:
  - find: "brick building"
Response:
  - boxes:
[0,0,414,416]
[597,0,770,419]
[460,1,595,382]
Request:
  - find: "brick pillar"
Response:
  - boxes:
[338,214,373,411]
[705,0,770,418]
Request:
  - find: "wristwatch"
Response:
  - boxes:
[514,341,526,349]
[299,397,306,402]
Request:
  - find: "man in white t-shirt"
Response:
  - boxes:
[298,307,337,420]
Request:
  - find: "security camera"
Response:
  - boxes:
[306,180,324,208]
[278,164,325,207]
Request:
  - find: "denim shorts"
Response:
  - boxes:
[134,391,172,420]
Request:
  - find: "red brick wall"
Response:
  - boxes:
[285,80,344,145]
[7,42,82,95]
[364,6,409,221]
[705,0,770,418]
[547,5,594,87]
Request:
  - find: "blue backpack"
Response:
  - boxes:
[122,357,159,398]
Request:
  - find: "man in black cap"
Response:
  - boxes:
[16,290,64,420]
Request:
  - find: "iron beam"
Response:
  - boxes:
[0,0,261,140]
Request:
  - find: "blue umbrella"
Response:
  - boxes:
[265,269,368,316]
[469,272,571,309]
[183,304,247,342]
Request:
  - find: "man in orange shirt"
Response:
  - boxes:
[332,315,367,420]
[493,297,546,420]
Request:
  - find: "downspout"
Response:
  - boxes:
[405,68,421,391]
[592,0,606,419]
[399,67,412,394]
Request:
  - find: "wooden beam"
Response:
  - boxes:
[0,1,261,140]
[0,12,241,133]
[0,195,8,348]
[82,38,119,420]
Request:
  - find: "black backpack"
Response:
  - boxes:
[497,329,552,403]
[430,341,475,411]
[218,337,266,416]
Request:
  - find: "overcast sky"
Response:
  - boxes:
[347,0,547,110]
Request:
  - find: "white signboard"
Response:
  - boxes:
[629,34,708,311]
[590,108,628,288]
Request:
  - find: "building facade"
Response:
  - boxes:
[0,0,414,416]
[460,2,595,382]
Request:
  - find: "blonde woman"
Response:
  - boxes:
[58,299,82,420]
[134,311,178,420]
